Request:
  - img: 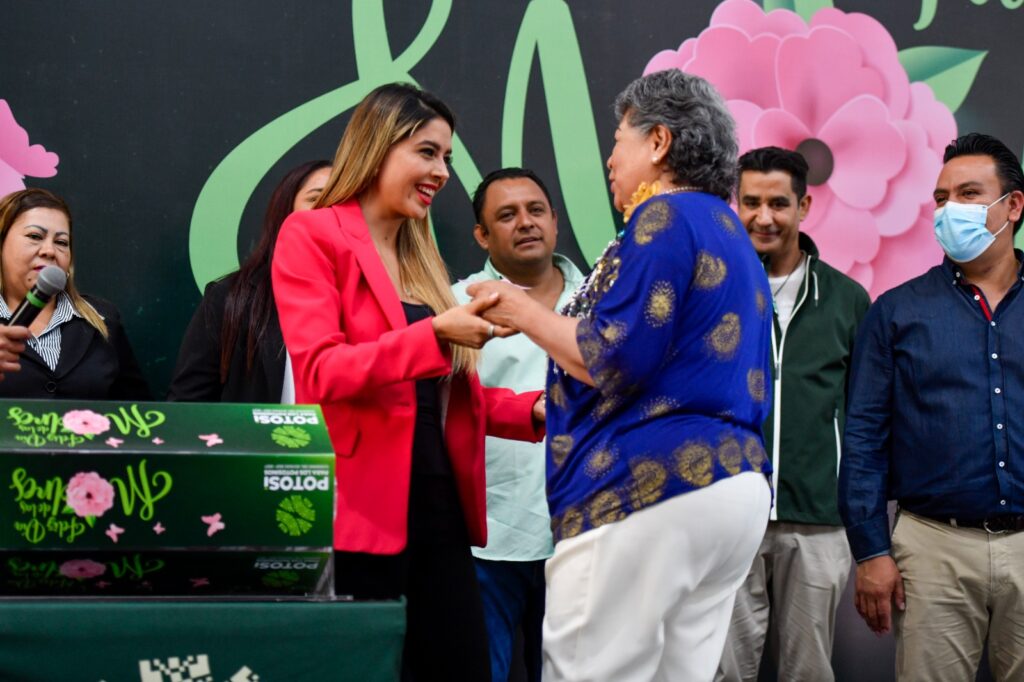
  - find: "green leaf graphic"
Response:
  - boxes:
[262,570,300,588]
[762,0,833,20]
[271,425,311,449]
[276,495,316,537]
[898,46,987,113]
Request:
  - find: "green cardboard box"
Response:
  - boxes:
[0,400,336,597]
[0,550,332,598]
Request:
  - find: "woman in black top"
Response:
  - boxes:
[168,160,331,403]
[0,188,149,399]
[331,301,491,682]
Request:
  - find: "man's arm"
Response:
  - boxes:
[839,298,904,634]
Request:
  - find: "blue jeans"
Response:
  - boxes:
[475,558,546,682]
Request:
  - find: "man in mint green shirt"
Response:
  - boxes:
[452,168,583,682]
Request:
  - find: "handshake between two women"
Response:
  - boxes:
[430,279,533,350]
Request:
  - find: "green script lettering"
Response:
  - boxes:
[108,554,165,580]
[189,0,616,289]
[105,405,166,438]
[917,0,1022,30]
[10,468,65,518]
[13,518,46,544]
[109,460,172,521]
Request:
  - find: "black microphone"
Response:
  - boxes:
[6,266,67,327]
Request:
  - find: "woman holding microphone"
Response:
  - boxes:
[0,188,148,399]
[272,83,543,681]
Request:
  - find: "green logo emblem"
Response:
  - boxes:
[262,570,300,588]
[276,495,316,536]
[271,425,311,449]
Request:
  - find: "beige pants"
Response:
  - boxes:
[715,522,851,682]
[892,511,1024,682]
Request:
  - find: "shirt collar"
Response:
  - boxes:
[482,253,584,288]
[0,291,81,324]
[942,248,1024,288]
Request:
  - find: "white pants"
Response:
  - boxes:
[542,472,772,682]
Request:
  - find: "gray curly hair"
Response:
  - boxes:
[614,69,738,200]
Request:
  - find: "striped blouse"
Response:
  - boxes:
[0,292,80,371]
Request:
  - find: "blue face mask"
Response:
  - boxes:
[933,192,1010,263]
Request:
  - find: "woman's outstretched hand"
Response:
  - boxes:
[432,293,517,349]
[532,392,546,425]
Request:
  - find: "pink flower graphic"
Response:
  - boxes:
[61,409,111,436]
[153,522,166,535]
[190,577,210,588]
[201,513,225,537]
[105,523,125,544]
[0,100,59,198]
[645,0,956,298]
[198,433,223,447]
[105,437,123,448]
[59,559,106,581]
[65,471,115,518]
[151,437,164,445]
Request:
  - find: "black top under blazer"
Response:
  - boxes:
[167,274,286,403]
[0,295,150,400]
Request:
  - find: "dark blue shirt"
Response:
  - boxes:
[839,254,1024,561]
[546,193,773,543]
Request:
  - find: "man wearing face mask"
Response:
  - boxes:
[839,133,1024,681]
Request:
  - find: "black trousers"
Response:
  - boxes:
[334,477,491,682]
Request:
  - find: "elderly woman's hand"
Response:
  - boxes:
[465,280,538,332]
[432,293,517,349]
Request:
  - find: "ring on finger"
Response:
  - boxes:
[487,323,495,339]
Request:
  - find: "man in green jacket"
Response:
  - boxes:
[717,147,870,681]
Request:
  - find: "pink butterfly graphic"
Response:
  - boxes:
[153,522,166,535]
[201,513,225,537]
[190,577,210,588]
[198,434,223,447]
[151,437,164,445]
[105,523,124,543]
[105,437,123,448]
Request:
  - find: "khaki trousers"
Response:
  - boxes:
[892,511,1024,682]
[715,523,851,682]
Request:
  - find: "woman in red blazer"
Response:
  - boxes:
[272,83,543,680]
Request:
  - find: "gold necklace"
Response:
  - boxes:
[659,185,701,195]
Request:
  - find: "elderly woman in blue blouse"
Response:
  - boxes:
[466,69,773,682]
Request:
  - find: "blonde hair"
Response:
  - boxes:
[317,83,475,374]
[0,189,108,339]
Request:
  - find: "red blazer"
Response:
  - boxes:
[272,200,543,554]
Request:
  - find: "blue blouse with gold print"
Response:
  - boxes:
[546,193,773,543]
